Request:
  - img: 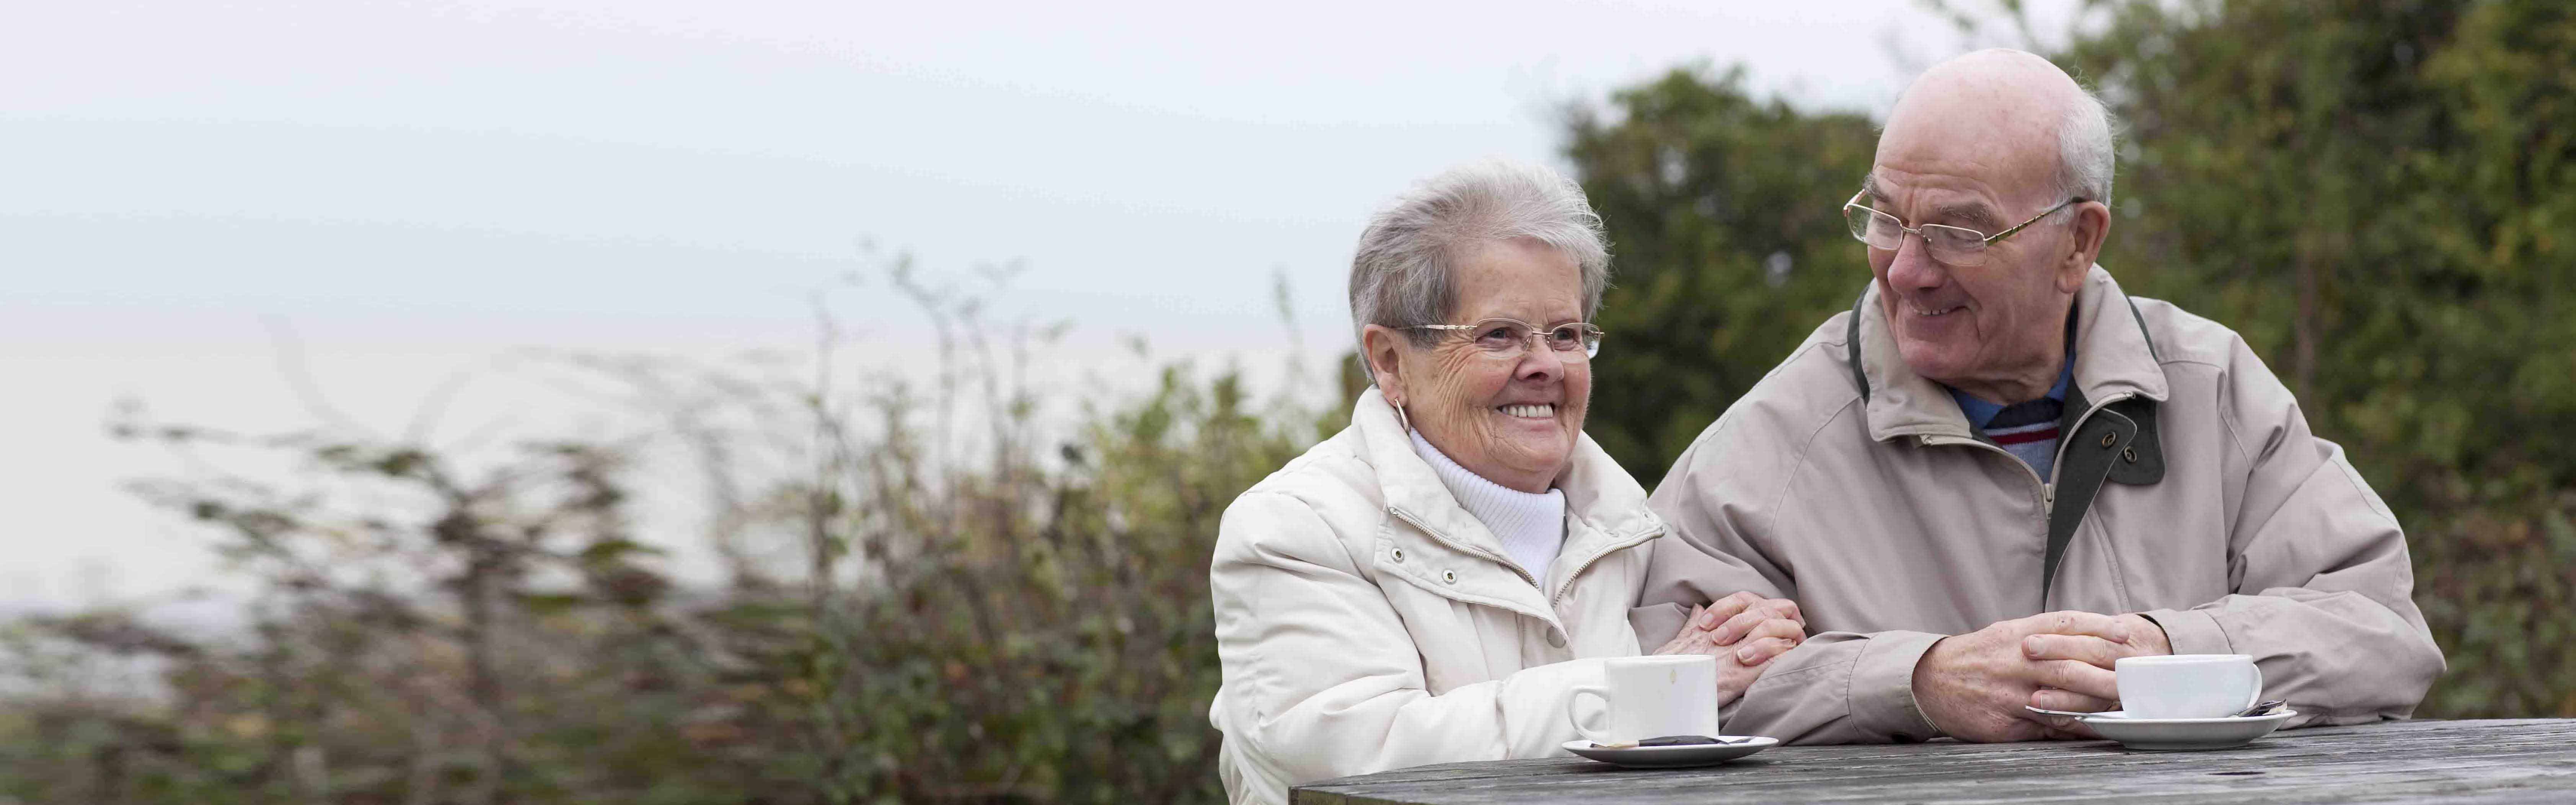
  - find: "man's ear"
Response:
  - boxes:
[1359,324,1407,397]
[2058,200,2112,293]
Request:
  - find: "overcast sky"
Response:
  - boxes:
[2,0,2086,613]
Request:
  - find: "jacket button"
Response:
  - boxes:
[2100,432,2118,448]
[2122,446,2138,464]
[1391,548,1406,562]
[1442,570,1458,584]
[1547,631,1566,649]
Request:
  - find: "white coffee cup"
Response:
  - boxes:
[2115,653,2263,719]
[1567,654,1719,743]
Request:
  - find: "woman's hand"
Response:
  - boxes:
[1652,591,1809,706]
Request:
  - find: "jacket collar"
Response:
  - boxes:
[1853,265,2170,443]
[1352,388,1663,562]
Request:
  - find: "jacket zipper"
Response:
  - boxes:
[1918,435,2052,510]
[1388,505,1661,607]
[1916,391,2136,515]
[1551,527,1662,607]
[1387,506,1539,588]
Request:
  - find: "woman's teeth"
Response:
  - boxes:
[1499,404,1555,419]
[1911,303,1963,318]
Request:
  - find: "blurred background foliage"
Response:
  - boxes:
[5,0,2572,802]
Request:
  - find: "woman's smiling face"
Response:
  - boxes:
[1376,238,1591,493]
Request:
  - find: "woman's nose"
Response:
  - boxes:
[1516,339,1566,380]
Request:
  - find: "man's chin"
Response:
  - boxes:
[1893,341,1971,383]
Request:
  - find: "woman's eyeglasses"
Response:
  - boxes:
[1407,318,1604,359]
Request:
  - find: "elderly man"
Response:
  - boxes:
[1633,49,2444,744]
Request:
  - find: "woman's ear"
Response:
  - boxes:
[1360,324,1407,401]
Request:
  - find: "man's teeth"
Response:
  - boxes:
[1912,304,1963,318]
[1499,404,1555,418]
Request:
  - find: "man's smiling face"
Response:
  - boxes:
[1862,52,2098,402]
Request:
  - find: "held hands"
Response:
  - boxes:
[1651,591,1808,706]
[1910,611,2172,742]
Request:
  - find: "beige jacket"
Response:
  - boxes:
[1635,266,2444,744]
[1209,389,1666,805]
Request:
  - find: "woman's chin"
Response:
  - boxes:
[1490,436,1574,477]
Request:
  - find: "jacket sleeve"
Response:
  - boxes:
[2137,339,2446,727]
[1209,491,1612,791]
[1632,424,1946,745]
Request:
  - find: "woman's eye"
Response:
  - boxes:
[1478,327,1518,342]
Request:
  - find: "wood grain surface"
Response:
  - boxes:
[1292,719,2576,804]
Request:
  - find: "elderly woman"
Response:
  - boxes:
[1207,160,1808,804]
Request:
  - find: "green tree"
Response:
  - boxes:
[1567,66,1885,485]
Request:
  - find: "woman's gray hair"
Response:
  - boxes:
[2056,85,2117,211]
[1347,159,1610,373]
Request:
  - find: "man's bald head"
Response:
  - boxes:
[1858,48,2118,404]
[1880,48,2114,211]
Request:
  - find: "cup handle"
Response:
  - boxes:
[2242,662,2266,711]
[1569,684,1611,744]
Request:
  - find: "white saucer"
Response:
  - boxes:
[2053,708,2297,751]
[1561,736,1778,768]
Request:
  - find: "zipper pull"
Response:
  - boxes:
[2043,483,2056,513]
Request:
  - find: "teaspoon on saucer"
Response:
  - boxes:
[2025,706,2103,719]
[2234,700,2287,718]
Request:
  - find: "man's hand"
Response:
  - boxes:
[1653,592,1810,706]
[2022,613,2171,713]
[1910,611,2166,742]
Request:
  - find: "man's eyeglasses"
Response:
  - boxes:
[1840,191,2085,267]
[1407,318,1604,359]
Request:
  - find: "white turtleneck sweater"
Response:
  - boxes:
[1409,429,1567,585]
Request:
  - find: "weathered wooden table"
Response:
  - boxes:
[1293,719,2576,803]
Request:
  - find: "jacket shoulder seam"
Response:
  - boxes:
[2161,356,2250,466]
[2195,360,2257,470]
[2158,356,2227,372]
[2124,295,2243,368]
[1759,393,1867,542]
[1225,489,1368,572]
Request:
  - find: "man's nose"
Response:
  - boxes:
[1886,231,1948,291]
